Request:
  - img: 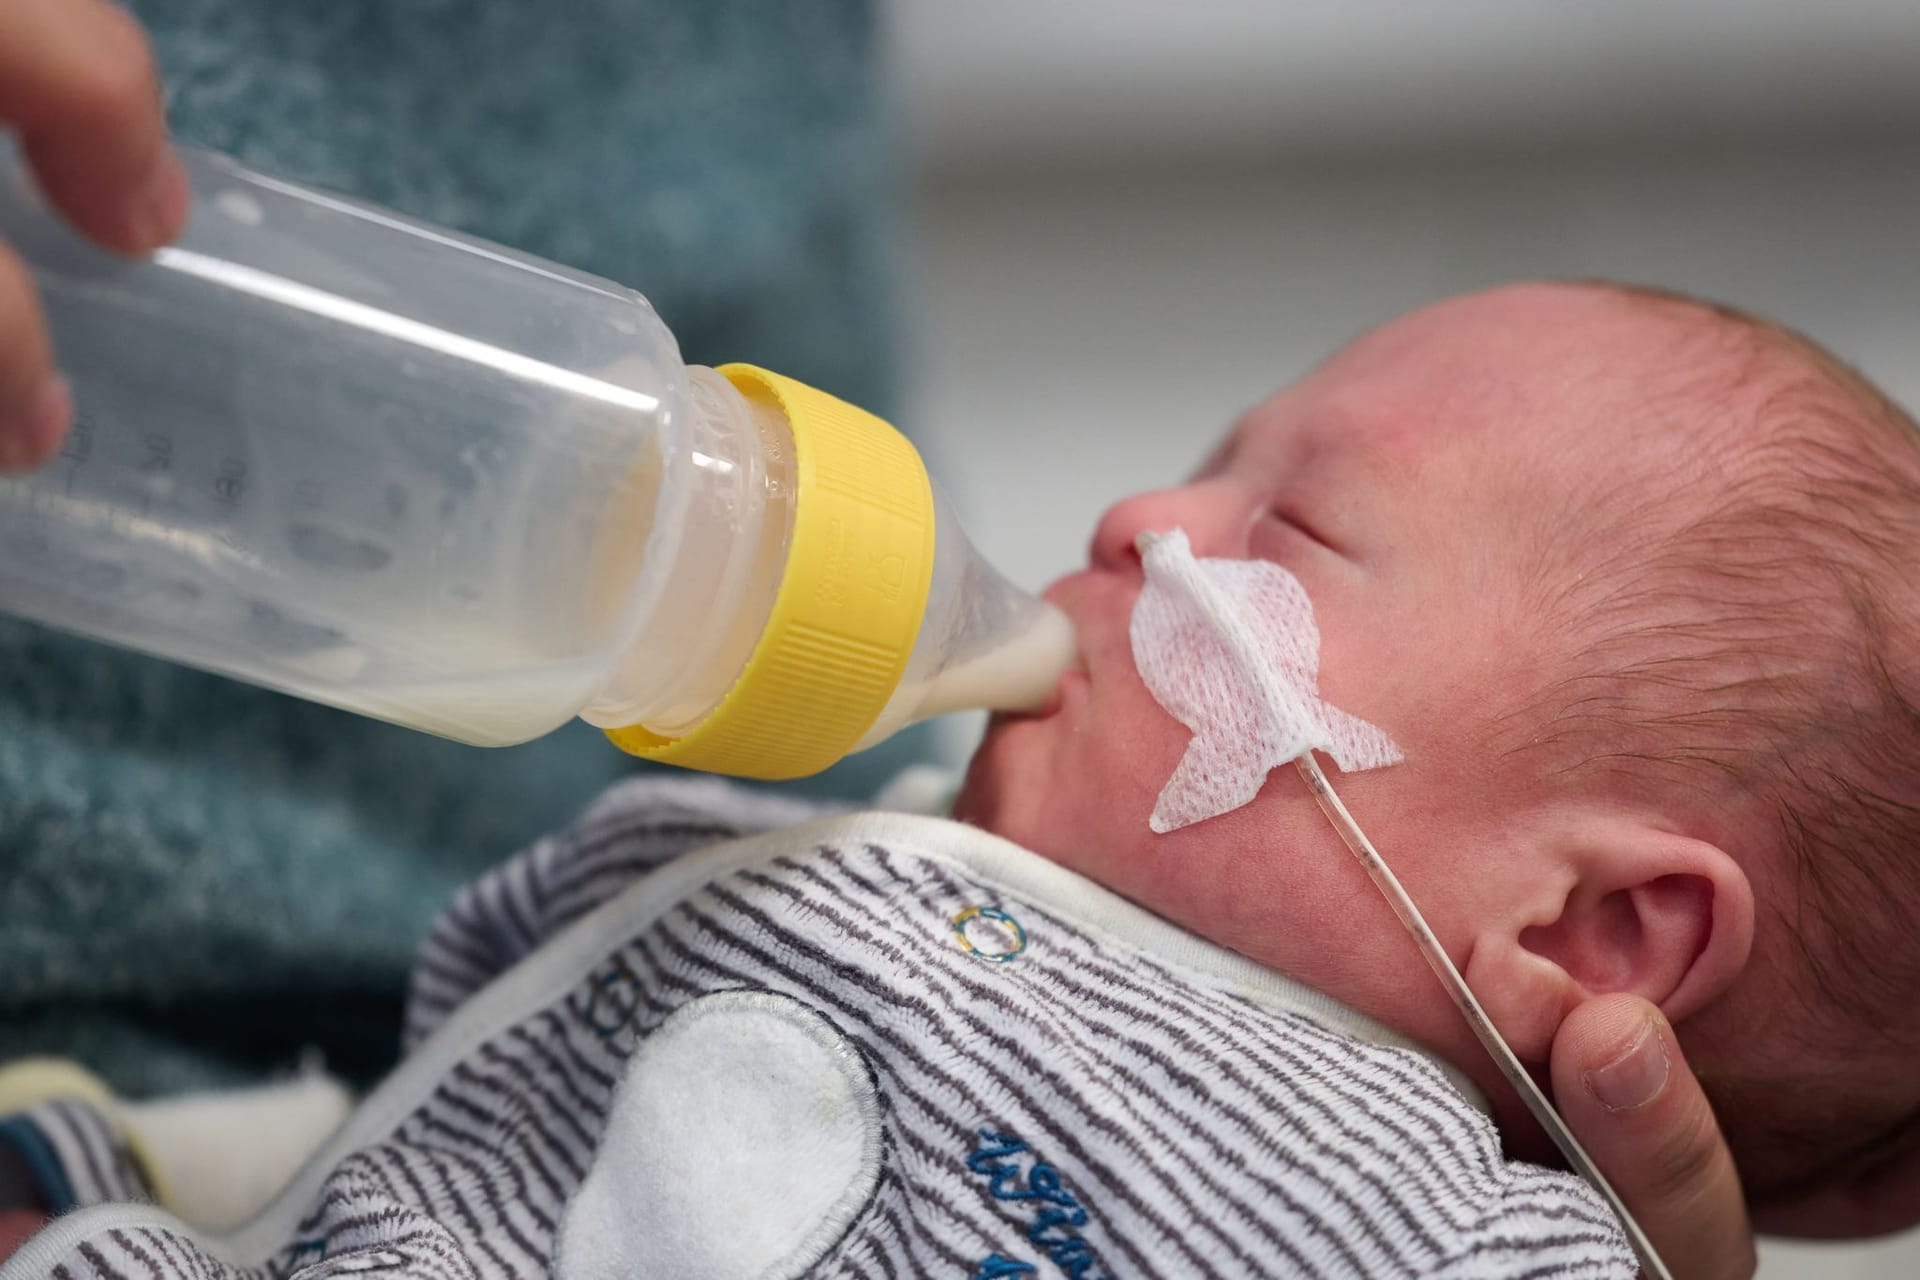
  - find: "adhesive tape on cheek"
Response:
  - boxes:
[1129,528,1402,832]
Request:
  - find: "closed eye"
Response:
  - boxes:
[1259,504,1344,559]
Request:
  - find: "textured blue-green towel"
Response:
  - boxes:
[0,0,900,1094]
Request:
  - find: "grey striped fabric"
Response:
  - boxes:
[8,1097,154,1212]
[4,776,1634,1278]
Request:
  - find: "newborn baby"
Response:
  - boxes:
[8,281,1912,1276]
[970,279,1920,1216]
[962,279,1920,1225]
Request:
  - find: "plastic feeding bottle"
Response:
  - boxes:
[0,144,1074,779]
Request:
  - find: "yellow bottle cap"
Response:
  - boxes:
[602,365,936,779]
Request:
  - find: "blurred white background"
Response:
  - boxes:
[889,4,1920,1276]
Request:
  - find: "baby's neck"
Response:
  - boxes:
[989,788,1554,1162]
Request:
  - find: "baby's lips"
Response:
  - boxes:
[1033,663,1090,717]
[1039,577,1098,677]
[1039,569,1084,611]
[1044,568,1119,629]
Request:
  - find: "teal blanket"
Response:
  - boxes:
[0,0,899,1094]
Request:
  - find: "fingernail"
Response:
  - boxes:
[0,377,71,471]
[1583,1016,1671,1112]
[128,147,189,248]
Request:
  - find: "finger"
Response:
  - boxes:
[0,0,186,253]
[0,244,68,469]
[1553,995,1756,1280]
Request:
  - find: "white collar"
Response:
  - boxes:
[822,804,1491,1114]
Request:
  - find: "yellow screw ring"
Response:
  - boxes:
[604,364,937,780]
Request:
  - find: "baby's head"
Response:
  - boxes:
[956,282,1920,1230]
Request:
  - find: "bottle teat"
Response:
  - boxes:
[853,492,1077,751]
[600,365,1074,779]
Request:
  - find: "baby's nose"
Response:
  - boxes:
[1089,481,1255,570]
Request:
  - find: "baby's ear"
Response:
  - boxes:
[1462,822,1755,1062]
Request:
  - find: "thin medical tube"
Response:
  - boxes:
[1292,752,1673,1280]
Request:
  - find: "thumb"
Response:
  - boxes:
[1552,994,1755,1280]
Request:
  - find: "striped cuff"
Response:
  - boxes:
[2,1100,152,1211]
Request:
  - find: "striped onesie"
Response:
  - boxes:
[1,775,1635,1278]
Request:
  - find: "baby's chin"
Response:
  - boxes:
[951,710,1071,856]
[951,713,1026,835]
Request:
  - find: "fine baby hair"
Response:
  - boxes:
[1507,284,1920,1208]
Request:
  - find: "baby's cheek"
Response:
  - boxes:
[1304,594,1407,727]
[1009,689,1155,859]
[1320,568,1500,755]
[1097,683,1202,821]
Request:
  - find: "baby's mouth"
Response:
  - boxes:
[985,583,1086,723]
[1039,583,1094,671]
[996,636,1083,723]
[1035,663,1087,717]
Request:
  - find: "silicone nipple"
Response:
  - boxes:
[1128,529,1400,831]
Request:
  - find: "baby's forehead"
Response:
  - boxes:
[1303,287,1831,473]
[1245,287,1917,620]
[1332,285,1755,398]
[1225,286,1897,555]
[1225,290,1660,469]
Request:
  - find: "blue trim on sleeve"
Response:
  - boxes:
[0,1115,76,1214]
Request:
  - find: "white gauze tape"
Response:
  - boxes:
[1129,528,1401,832]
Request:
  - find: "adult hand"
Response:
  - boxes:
[1553,994,1756,1280]
[0,0,185,471]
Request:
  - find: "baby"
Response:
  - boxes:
[965,278,1920,1218]
[6,281,1916,1277]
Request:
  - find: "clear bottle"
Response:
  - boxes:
[0,144,1074,779]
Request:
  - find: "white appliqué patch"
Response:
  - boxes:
[556,989,883,1280]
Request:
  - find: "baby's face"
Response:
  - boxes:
[959,284,1920,1221]
[956,283,1699,1018]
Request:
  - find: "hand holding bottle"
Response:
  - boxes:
[0,0,186,470]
